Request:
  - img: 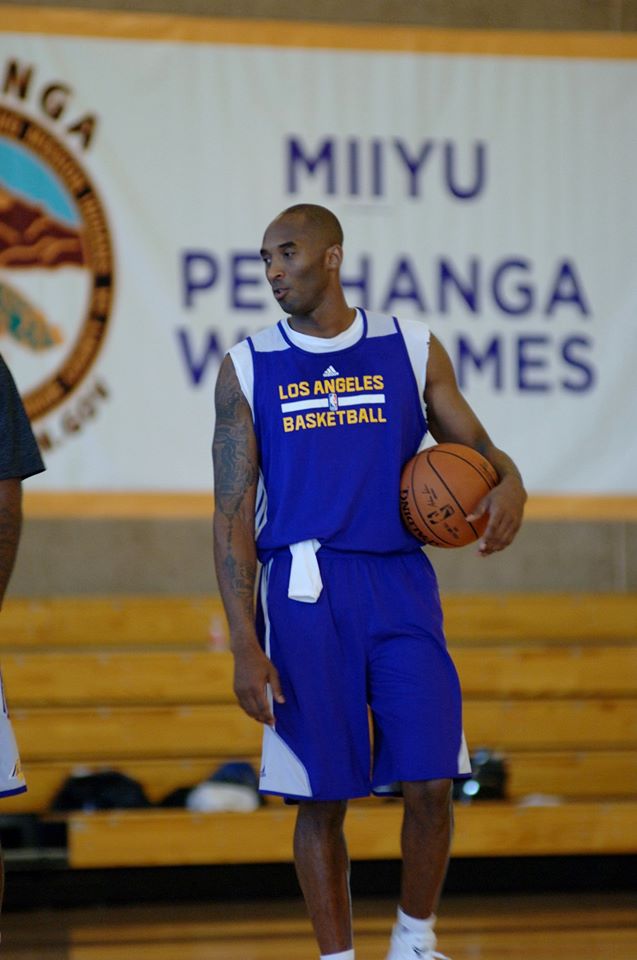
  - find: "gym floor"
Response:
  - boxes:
[1,892,636,959]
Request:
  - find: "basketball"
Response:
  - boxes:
[400,442,499,548]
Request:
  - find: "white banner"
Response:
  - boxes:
[1,16,636,492]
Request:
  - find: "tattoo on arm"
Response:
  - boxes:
[221,554,256,617]
[213,366,257,519]
[212,359,258,623]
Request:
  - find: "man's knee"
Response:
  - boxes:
[296,799,348,837]
[402,779,453,823]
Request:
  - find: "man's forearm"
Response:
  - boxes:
[213,511,259,649]
[482,444,526,493]
[212,354,261,650]
[0,479,22,607]
[214,507,284,726]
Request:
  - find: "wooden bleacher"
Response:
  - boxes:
[1,594,636,868]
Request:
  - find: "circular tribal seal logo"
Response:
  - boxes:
[0,104,113,421]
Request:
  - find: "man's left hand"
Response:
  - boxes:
[466,475,526,556]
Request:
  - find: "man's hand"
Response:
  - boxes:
[233,642,285,726]
[466,474,526,556]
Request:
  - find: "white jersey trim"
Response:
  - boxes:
[282,310,364,352]
[365,311,399,338]
[457,732,472,775]
[228,339,255,416]
[260,725,313,798]
[396,316,431,438]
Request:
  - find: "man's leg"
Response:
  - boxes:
[294,799,353,956]
[386,779,454,959]
[400,779,453,917]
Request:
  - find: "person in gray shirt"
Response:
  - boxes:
[0,353,45,914]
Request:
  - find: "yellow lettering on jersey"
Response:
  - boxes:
[311,374,385,398]
[279,381,310,400]
[282,404,388,431]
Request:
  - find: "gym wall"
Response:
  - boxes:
[2,1,635,596]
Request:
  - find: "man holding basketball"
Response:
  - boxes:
[213,204,525,960]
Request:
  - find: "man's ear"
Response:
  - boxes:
[325,244,344,271]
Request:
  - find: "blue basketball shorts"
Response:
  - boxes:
[256,549,471,802]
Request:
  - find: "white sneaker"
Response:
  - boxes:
[386,923,451,960]
[386,948,451,960]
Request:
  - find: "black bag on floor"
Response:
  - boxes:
[51,770,151,812]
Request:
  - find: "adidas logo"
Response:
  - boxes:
[323,364,339,376]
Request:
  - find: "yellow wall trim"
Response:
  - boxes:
[22,491,637,520]
[523,496,637,521]
[0,7,636,59]
[23,491,214,518]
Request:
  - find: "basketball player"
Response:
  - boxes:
[0,355,45,913]
[212,205,526,960]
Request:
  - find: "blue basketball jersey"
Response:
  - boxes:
[246,309,428,559]
[228,311,471,800]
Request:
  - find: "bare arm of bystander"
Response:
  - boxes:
[0,479,22,609]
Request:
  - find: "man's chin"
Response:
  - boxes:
[275,295,293,313]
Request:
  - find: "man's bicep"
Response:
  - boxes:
[213,355,258,519]
[425,335,490,446]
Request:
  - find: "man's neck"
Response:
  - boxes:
[287,304,357,340]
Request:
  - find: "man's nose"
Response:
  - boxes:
[267,259,284,281]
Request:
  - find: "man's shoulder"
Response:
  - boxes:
[365,311,430,342]
[364,311,397,339]
[230,322,289,357]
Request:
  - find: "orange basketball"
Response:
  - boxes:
[400,442,498,548]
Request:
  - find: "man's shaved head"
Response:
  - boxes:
[276,204,344,248]
[260,204,349,322]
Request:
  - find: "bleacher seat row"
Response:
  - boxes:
[1,594,635,868]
